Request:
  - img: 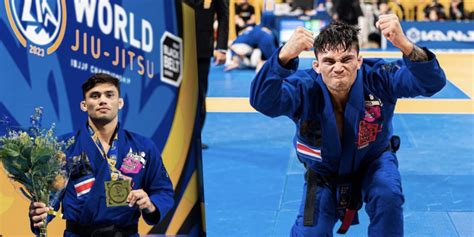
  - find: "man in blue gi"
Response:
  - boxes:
[225,13,279,72]
[29,73,174,236]
[250,14,446,236]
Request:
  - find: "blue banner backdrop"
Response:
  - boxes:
[0,0,204,235]
[384,21,474,49]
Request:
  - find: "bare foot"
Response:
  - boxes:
[224,63,240,72]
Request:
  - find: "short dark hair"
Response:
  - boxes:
[82,73,120,98]
[313,21,360,59]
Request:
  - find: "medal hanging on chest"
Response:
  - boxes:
[89,126,131,207]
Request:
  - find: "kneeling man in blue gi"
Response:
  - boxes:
[29,73,174,236]
[250,14,446,236]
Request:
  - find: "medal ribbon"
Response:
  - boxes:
[88,125,121,180]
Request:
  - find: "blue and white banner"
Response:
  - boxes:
[0,0,204,236]
[384,21,474,50]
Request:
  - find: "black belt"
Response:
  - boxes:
[66,221,138,237]
[303,136,401,231]
[303,168,318,226]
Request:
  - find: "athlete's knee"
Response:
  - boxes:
[369,186,404,211]
[291,220,334,237]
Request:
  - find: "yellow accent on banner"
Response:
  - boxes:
[161,3,198,188]
[166,171,199,234]
[229,0,235,40]
[201,201,206,232]
[0,190,13,215]
[47,0,67,54]
[140,2,199,235]
[0,164,65,236]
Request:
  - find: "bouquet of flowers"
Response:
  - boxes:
[0,107,74,237]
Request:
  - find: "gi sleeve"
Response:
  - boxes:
[141,142,174,225]
[250,47,311,119]
[373,47,447,99]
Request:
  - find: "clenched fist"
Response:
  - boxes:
[279,27,314,65]
[376,14,414,55]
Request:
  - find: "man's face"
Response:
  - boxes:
[80,83,123,124]
[313,46,362,96]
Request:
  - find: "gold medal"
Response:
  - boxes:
[105,180,131,207]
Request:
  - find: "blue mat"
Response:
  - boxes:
[202,63,474,236]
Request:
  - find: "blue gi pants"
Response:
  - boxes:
[291,151,405,236]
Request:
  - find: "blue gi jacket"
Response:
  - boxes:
[250,47,446,177]
[232,25,279,60]
[32,123,174,235]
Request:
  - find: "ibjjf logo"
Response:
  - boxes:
[5,0,67,56]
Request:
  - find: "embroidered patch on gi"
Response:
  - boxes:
[364,103,381,122]
[357,121,380,149]
[70,153,94,180]
[358,94,383,149]
[119,149,146,174]
[363,94,382,122]
[296,141,322,162]
[381,62,401,72]
[74,176,95,197]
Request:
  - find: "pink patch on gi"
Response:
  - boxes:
[120,155,143,174]
[364,105,381,122]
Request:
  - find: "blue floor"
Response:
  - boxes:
[202,59,474,236]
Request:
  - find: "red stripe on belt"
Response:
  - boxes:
[337,209,356,234]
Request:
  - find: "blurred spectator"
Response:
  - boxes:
[290,0,314,15]
[393,0,406,20]
[315,0,332,18]
[376,0,392,18]
[449,0,465,20]
[195,0,229,149]
[366,0,392,48]
[235,0,256,35]
[225,13,279,73]
[325,0,335,16]
[468,11,474,20]
[428,8,443,21]
[332,0,363,25]
[367,32,382,48]
[423,0,446,20]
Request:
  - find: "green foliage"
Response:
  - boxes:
[0,107,74,205]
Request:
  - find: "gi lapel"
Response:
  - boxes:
[77,123,110,225]
[115,124,131,173]
[316,77,342,162]
[338,70,364,175]
[335,71,364,232]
